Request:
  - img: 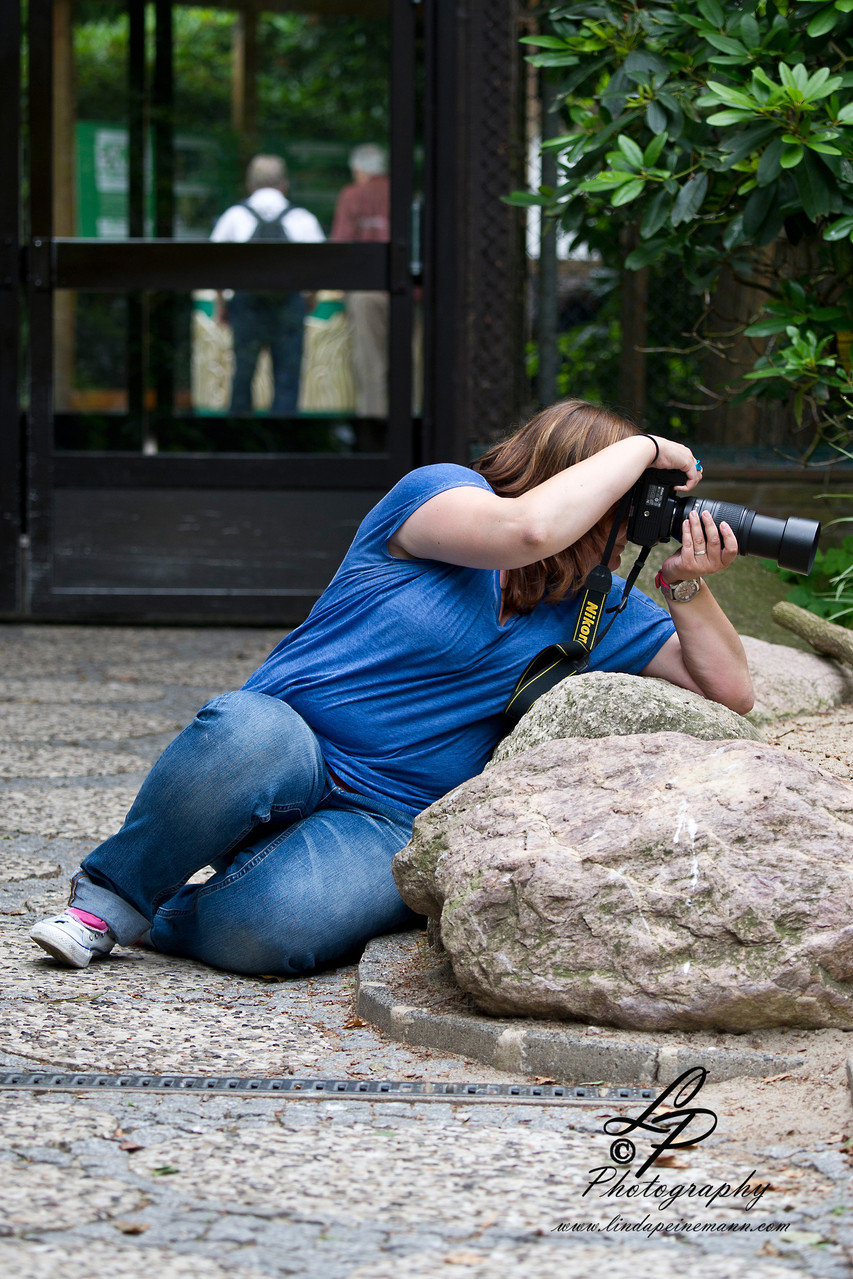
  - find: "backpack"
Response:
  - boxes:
[241,201,292,243]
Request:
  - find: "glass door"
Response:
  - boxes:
[25,0,418,621]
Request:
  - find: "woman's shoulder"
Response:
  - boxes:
[372,463,492,521]
[392,463,492,497]
[350,465,493,559]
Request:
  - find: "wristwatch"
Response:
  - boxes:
[655,570,702,603]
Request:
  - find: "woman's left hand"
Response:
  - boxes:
[660,509,738,582]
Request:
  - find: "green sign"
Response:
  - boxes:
[75,122,218,239]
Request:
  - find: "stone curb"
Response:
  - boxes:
[357,934,804,1087]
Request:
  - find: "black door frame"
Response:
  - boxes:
[2,0,526,624]
[0,0,21,615]
[23,0,417,621]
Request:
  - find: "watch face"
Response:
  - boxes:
[671,579,701,601]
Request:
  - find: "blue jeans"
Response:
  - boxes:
[71,692,418,975]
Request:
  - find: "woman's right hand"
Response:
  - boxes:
[645,435,703,492]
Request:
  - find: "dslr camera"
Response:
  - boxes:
[626,468,820,575]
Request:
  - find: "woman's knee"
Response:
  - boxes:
[191,692,320,775]
[195,689,293,745]
[145,691,325,824]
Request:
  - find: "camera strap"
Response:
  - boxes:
[503,494,651,729]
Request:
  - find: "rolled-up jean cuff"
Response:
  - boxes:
[70,872,149,946]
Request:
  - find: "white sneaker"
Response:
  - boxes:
[30,911,116,968]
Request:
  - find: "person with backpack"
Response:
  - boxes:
[210,154,325,415]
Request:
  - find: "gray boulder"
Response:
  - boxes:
[741,634,853,724]
[393,733,853,1031]
[492,671,761,766]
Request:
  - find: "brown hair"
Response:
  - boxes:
[472,399,638,617]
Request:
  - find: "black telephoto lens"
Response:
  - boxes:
[674,497,820,575]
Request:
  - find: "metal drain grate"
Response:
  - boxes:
[0,1071,656,1105]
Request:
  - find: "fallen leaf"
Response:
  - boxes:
[257,974,287,983]
[343,1015,368,1029]
[444,1254,483,1266]
[470,1212,500,1235]
[533,1076,558,1086]
[120,1140,144,1152]
[762,1072,793,1084]
[114,1220,149,1235]
[782,1230,825,1246]
[763,1169,804,1187]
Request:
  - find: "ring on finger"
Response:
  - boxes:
[695,549,707,556]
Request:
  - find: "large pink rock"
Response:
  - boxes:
[393,733,853,1031]
[741,634,853,723]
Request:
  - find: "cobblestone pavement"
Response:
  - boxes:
[0,625,851,1278]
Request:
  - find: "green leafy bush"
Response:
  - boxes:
[509,0,853,447]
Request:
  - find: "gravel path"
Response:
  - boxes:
[0,624,851,1277]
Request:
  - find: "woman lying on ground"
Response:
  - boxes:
[30,399,753,974]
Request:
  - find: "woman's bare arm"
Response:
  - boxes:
[641,510,754,715]
[389,435,700,568]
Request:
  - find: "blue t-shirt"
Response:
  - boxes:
[243,464,675,815]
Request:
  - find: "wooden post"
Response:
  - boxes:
[699,263,763,447]
[537,72,559,407]
[232,6,258,160]
[618,225,648,422]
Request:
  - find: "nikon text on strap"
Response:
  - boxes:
[503,495,651,728]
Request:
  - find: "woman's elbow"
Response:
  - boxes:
[718,679,755,717]
[516,519,553,561]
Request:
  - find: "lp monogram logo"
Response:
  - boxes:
[603,1066,718,1177]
